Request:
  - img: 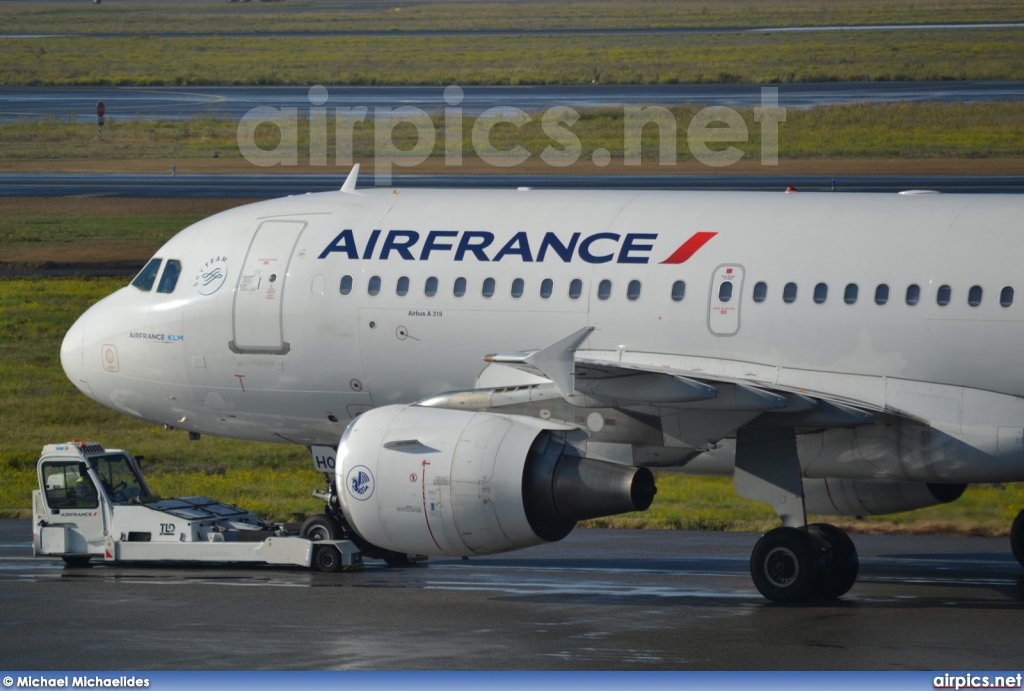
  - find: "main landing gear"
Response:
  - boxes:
[750,523,859,603]
[735,424,860,603]
[1012,509,1024,569]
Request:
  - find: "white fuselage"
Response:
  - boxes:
[61,187,1024,482]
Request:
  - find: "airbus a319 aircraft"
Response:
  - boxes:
[60,166,1024,602]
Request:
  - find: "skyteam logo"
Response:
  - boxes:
[346,465,375,501]
[193,256,229,296]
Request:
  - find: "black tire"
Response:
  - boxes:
[315,545,342,573]
[383,551,409,567]
[1012,509,1024,569]
[750,527,827,603]
[807,523,859,599]
[62,556,92,568]
[300,514,340,542]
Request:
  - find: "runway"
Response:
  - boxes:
[2,173,1023,198]
[3,81,1024,122]
[1,520,1021,670]
[3,21,1023,39]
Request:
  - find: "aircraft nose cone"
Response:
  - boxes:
[61,313,91,396]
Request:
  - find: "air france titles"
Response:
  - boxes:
[318,229,659,264]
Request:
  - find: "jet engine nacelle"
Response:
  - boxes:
[804,478,967,517]
[336,405,656,557]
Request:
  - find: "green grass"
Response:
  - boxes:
[2,28,1023,86]
[4,102,1023,163]
[0,275,1020,532]
[3,0,1023,35]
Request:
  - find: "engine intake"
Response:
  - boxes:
[336,405,655,557]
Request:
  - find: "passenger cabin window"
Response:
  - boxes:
[156,259,182,294]
[132,258,162,292]
[719,281,733,303]
[598,279,612,301]
[783,282,797,304]
[906,284,920,306]
[844,283,858,305]
[813,283,828,304]
[937,284,951,306]
[671,280,686,302]
[627,280,641,301]
[1001,286,1014,308]
[454,277,467,298]
[482,277,496,298]
[569,279,583,300]
[425,276,438,297]
[511,278,525,299]
[540,278,553,299]
[752,281,767,303]
[968,285,982,307]
[875,284,889,305]
[396,276,410,297]
[340,275,354,295]
[368,275,381,296]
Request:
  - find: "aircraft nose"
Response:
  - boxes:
[61,312,92,396]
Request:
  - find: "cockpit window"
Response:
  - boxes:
[156,259,182,294]
[132,258,162,292]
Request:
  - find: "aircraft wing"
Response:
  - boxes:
[417,327,892,467]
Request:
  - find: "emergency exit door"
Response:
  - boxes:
[707,264,745,336]
[230,220,306,354]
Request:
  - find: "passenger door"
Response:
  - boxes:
[231,220,306,354]
[707,264,745,336]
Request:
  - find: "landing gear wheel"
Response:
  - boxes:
[314,545,342,573]
[383,551,409,567]
[750,527,827,603]
[300,514,340,542]
[61,556,92,568]
[807,523,859,599]
[1012,509,1024,569]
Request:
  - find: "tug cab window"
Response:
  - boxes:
[132,258,162,292]
[92,453,149,504]
[156,259,182,294]
[42,461,98,510]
